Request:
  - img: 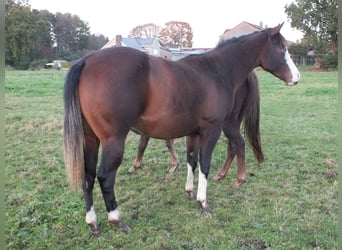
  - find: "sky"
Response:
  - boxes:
[29,0,303,48]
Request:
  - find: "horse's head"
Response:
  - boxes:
[259,23,300,86]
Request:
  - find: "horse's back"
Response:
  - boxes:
[81,47,150,83]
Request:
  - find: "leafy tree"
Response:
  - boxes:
[5,0,114,68]
[6,0,29,9]
[159,21,193,48]
[52,12,90,59]
[5,0,51,68]
[129,23,162,38]
[29,9,55,61]
[88,34,109,50]
[285,0,338,55]
[288,43,309,57]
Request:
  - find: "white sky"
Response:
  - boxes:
[30,0,303,48]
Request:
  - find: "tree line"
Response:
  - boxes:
[5,0,194,70]
[5,0,338,70]
[5,0,108,69]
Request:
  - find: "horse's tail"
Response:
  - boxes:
[63,60,86,189]
[242,71,264,163]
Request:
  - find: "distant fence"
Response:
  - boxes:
[292,55,316,66]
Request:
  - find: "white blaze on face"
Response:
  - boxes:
[86,206,97,224]
[284,47,301,85]
[197,165,207,203]
[108,208,120,222]
[185,163,194,192]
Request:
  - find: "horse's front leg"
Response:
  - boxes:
[185,135,199,200]
[197,127,222,213]
[98,137,131,233]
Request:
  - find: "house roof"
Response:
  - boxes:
[219,21,263,41]
[137,38,156,46]
[122,38,145,51]
[102,37,157,50]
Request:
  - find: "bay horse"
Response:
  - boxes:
[63,24,300,235]
[131,71,263,189]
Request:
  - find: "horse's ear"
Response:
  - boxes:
[270,22,284,36]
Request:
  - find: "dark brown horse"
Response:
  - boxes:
[63,24,300,235]
[131,71,263,189]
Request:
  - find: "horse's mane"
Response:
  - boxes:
[216,26,287,50]
[215,26,284,49]
[216,30,262,49]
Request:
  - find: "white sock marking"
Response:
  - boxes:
[197,166,207,202]
[285,47,300,84]
[85,206,97,224]
[185,163,194,192]
[108,208,120,222]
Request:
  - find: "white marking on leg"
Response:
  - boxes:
[285,47,300,84]
[108,208,120,222]
[185,163,194,192]
[197,165,207,205]
[85,206,97,225]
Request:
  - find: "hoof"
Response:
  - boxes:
[212,174,226,182]
[168,165,178,173]
[168,161,179,173]
[88,223,101,236]
[197,201,212,214]
[201,206,213,214]
[233,179,246,189]
[109,220,131,233]
[186,191,196,200]
[128,167,138,173]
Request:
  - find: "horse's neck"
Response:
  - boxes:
[216,33,267,85]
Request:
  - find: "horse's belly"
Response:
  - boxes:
[132,113,197,139]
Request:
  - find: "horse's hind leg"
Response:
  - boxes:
[165,139,179,173]
[228,130,246,189]
[213,122,246,188]
[130,135,150,173]
[234,145,246,189]
[226,125,246,188]
[83,122,100,236]
[212,141,235,181]
[98,135,131,233]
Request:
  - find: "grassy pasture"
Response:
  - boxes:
[5,69,337,249]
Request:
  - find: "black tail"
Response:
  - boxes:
[63,60,86,189]
[242,71,264,163]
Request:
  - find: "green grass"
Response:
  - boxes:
[5,69,337,249]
